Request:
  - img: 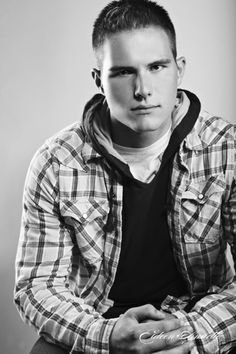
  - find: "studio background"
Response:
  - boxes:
[0,1,235,353]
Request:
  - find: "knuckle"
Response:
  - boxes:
[126,326,138,340]
[161,331,178,347]
[144,303,155,312]
[169,342,192,354]
[126,342,142,354]
[142,303,155,316]
[124,307,136,317]
[161,318,180,332]
[135,345,146,354]
[163,332,171,346]
[124,308,132,316]
[144,303,153,309]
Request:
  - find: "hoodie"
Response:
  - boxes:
[82,89,201,318]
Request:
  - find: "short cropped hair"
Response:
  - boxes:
[92,0,177,65]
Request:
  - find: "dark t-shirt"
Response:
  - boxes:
[103,90,201,318]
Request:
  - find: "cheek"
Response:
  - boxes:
[159,74,178,103]
[104,81,130,107]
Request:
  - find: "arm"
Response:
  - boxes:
[15,145,195,354]
[109,305,194,354]
[171,285,236,354]
[15,146,194,354]
[174,175,236,353]
[14,146,116,353]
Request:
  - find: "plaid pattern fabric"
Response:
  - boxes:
[15,110,236,353]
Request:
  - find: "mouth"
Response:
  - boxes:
[131,105,160,114]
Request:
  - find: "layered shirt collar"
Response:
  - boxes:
[81,89,202,164]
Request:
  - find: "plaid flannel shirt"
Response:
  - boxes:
[15,109,236,353]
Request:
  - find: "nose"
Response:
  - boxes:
[133,72,152,100]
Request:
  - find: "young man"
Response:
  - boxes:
[14,1,236,353]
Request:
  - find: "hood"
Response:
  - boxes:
[81,89,198,162]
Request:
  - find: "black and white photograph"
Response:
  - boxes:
[0,1,236,353]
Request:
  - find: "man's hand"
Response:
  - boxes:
[109,304,194,354]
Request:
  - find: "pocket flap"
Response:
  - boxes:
[60,198,109,225]
[182,175,225,205]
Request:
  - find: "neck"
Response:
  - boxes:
[111,119,171,148]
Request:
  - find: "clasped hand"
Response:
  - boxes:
[109,304,194,354]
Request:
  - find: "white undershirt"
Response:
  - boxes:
[113,126,171,183]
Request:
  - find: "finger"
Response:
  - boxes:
[138,324,193,352]
[124,304,166,322]
[153,340,195,353]
[142,312,176,324]
[138,317,185,335]
[158,325,193,348]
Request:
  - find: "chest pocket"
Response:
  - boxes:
[60,198,110,263]
[180,175,226,243]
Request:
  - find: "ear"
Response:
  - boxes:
[176,56,186,87]
[91,68,104,93]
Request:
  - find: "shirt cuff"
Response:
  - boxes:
[173,310,220,354]
[83,317,118,354]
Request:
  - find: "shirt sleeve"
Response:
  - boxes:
[14,146,117,354]
[174,164,236,354]
[173,284,236,354]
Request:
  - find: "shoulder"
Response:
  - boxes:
[194,110,236,146]
[31,121,87,170]
[185,110,236,182]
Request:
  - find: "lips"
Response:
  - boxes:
[131,105,159,113]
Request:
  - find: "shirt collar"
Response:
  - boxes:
[81,140,102,164]
[81,89,204,164]
[184,127,204,151]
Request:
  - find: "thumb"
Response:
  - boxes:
[124,304,166,322]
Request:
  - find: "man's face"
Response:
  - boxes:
[94,26,185,145]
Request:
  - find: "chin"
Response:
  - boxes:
[132,124,160,133]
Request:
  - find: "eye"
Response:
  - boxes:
[110,69,133,77]
[117,69,133,76]
[150,64,163,72]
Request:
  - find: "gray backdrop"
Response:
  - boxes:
[0,1,235,353]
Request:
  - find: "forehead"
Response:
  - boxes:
[98,26,174,68]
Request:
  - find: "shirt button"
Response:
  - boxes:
[198,193,204,200]
[82,213,88,219]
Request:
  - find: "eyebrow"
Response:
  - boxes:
[109,59,172,72]
[147,59,172,68]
